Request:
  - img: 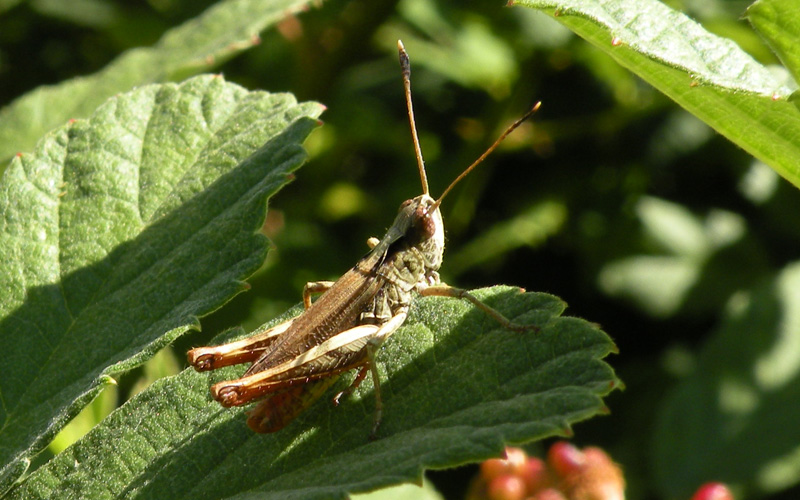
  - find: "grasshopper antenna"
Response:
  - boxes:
[428,101,542,214]
[398,40,429,196]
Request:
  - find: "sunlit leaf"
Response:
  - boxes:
[0,74,323,493]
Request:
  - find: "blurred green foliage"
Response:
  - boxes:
[3,0,800,498]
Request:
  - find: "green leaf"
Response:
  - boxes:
[0,0,316,163]
[0,74,323,494]
[0,0,22,14]
[654,261,800,497]
[7,287,619,499]
[27,0,119,29]
[513,0,800,189]
[598,197,746,317]
[350,480,444,500]
[376,1,518,98]
[746,0,800,83]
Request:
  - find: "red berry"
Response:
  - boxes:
[547,441,586,478]
[520,456,550,493]
[482,458,512,482]
[487,474,527,500]
[583,447,615,470]
[504,447,528,475]
[552,444,625,500]
[530,488,568,500]
[691,482,734,500]
[481,447,529,482]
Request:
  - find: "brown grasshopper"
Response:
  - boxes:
[187,40,541,437]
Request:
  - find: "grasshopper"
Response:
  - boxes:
[187,40,541,437]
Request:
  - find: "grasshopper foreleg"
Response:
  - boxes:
[419,284,539,333]
[303,281,336,309]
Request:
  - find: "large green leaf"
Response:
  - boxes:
[0,0,316,163]
[746,0,800,83]
[654,261,800,498]
[0,74,323,494]
[7,287,618,499]
[513,0,800,189]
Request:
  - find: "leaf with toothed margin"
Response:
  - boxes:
[513,0,800,190]
[0,0,319,164]
[8,286,619,499]
[0,74,324,494]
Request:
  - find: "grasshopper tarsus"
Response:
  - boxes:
[189,353,215,371]
[368,425,381,442]
[215,386,242,408]
[333,364,370,407]
[366,343,384,439]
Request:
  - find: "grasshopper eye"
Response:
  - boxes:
[413,202,437,240]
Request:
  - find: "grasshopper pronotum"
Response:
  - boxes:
[187,41,541,437]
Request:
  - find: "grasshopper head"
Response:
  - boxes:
[397,193,445,271]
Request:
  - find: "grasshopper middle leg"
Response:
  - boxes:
[419,284,539,333]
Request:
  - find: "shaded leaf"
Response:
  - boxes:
[9,287,619,499]
[0,0,316,163]
[0,74,323,493]
[654,261,800,497]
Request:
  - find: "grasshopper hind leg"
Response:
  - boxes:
[188,279,336,371]
[187,317,297,371]
[247,377,339,433]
